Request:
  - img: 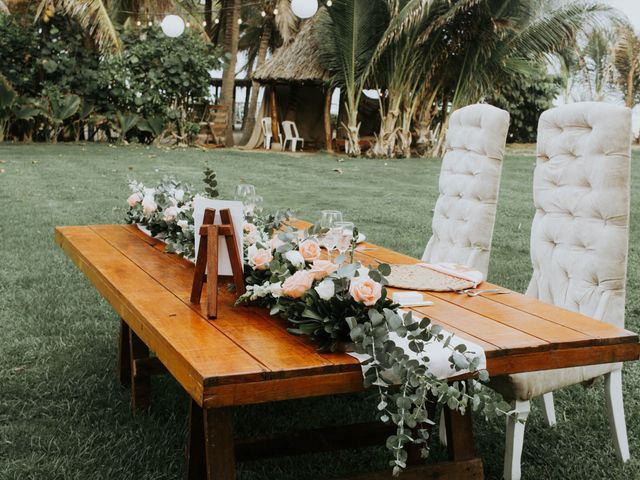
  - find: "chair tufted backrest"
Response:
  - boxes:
[528,102,632,327]
[422,103,510,278]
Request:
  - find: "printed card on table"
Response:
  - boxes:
[193,196,244,276]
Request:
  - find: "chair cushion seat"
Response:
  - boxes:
[490,362,621,401]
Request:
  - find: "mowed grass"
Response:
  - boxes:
[0,143,639,480]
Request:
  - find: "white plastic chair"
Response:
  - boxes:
[422,103,510,278]
[261,117,281,149]
[490,102,632,480]
[281,120,304,152]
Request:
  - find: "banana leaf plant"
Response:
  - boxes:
[111,111,140,143]
[38,92,81,143]
[0,74,17,142]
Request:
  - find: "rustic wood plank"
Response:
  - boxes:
[235,422,395,461]
[203,371,365,408]
[203,407,236,480]
[118,319,131,387]
[93,225,362,382]
[129,328,151,411]
[55,226,268,405]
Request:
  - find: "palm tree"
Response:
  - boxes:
[316,0,387,156]
[363,0,611,157]
[577,26,616,100]
[239,0,298,144]
[219,0,241,146]
[613,21,640,108]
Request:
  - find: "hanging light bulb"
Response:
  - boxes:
[291,0,318,18]
[136,20,141,26]
[214,18,219,24]
[202,20,207,26]
[261,10,266,17]
[326,0,332,5]
[147,20,153,27]
[237,18,242,25]
[273,8,279,15]
[186,21,191,27]
[161,15,185,37]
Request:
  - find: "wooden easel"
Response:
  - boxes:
[190,208,246,319]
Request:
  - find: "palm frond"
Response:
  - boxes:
[0,0,9,14]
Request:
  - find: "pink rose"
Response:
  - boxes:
[282,270,315,298]
[349,276,382,306]
[309,259,338,280]
[249,247,273,270]
[298,239,321,262]
[243,222,257,234]
[244,222,259,245]
[127,192,142,207]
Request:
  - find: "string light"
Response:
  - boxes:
[261,10,266,17]
[136,20,141,26]
[147,21,153,26]
[202,20,207,26]
[214,18,219,24]
[237,18,242,24]
[326,0,332,5]
[186,21,191,27]
[273,8,279,15]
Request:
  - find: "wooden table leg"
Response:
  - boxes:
[118,319,131,387]
[444,407,476,462]
[187,400,235,480]
[129,328,151,411]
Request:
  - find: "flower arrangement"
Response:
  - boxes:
[237,225,512,474]
[125,170,511,475]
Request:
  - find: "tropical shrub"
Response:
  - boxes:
[485,65,561,143]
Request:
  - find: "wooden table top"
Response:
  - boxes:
[55,224,640,408]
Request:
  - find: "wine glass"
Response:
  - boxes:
[234,183,256,203]
[251,195,264,215]
[335,221,355,261]
[318,210,343,260]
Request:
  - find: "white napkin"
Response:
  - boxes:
[347,310,486,380]
[416,262,484,288]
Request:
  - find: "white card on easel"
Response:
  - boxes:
[193,196,244,276]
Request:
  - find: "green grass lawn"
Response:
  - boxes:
[0,143,639,480]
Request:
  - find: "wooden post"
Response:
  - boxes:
[324,86,334,153]
[118,319,131,387]
[270,86,279,141]
[206,225,220,318]
[129,328,151,411]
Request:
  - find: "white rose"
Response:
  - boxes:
[177,220,189,230]
[174,189,185,202]
[143,187,155,197]
[142,196,157,215]
[127,192,142,207]
[268,282,283,298]
[356,266,370,278]
[314,279,335,301]
[163,206,178,222]
[284,250,306,269]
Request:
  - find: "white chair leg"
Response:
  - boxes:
[605,370,630,462]
[291,139,297,152]
[541,392,557,427]
[504,400,530,480]
[265,136,271,149]
[438,411,447,446]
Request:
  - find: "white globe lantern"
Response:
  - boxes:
[161,15,185,38]
[291,0,318,19]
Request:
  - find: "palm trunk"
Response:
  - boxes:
[221,0,241,146]
[241,21,272,145]
[626,65,636,108]
[371,92,400,158]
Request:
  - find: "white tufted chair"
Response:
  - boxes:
[422,103,510,278]
[490,102,632,480]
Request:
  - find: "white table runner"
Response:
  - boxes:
[347,310,486,380]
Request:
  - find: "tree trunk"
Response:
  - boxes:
[323,87,334,152]
[371,93,400,158]
[241,21,272,145]
[626,65,636,108]
[204,0,213,37]
[221,0,241,146]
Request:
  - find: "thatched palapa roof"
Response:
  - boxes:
[253,18,329,85]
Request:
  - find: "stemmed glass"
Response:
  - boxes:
[234,184,256,215]
[319,210,343,261]
[334,221,355,262]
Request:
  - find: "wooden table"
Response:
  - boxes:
[55,224,640,480]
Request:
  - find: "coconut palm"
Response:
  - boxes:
[239,0,299,144]
[219,0,241,146]
[363,0,611,157]
[613,21,640,108]
[316,0,387,156]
